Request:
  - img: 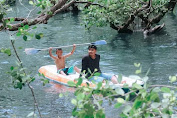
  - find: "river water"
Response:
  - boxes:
[0,2,177,118]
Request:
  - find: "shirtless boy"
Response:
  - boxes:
[49,44,80,75]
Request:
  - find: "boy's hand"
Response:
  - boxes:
[49,47,53,50]
[73,44,76,48]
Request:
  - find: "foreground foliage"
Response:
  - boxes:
[66,73,177,118]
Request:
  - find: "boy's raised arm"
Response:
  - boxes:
[64,44,76,58]
[49,47,57,60]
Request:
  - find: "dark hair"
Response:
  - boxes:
[56,48,62,51]
[88,45,97,50]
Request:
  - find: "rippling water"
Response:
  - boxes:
[0,2,177,117]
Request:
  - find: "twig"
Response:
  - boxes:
[149,85,177,89]
[10,39,42,118]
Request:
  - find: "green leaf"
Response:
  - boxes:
[71,99,77,105]
[133,100,143,109]
[76,78,83,86]
[4,49,11,56]
[169,76,177,83]
[115,87,125,96]
[83,87,90,92]
[59,93,63,98]
[135,69,141,74]
[27,112,34,117]
[114,103,122,108]
[67,81,76,87]
[21,23,24,26]
[117,98,125,104]
[151,102,161,109]
[76,93,85,100]
[23,35,27,41]
[29,1,34,5]
[17,82,23,89]
[152,87,161,93]
[24,25,29,30]
[161,87,170,93]
[37,11,42,14]
[97,82,102,89]
[117,74,122,83]
[10,66,14,71]
[94,72,101,76]
[5,19,9,24]
[123,105,132,114]
[150,92,159,101]
[10,18,14,22]
[134,63,140,67]
[132,83,143,89]
[16,32,21,36]
[35,34,41,39]
[7,25,12,29]
[32,26,37,29]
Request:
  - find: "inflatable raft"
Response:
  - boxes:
[38,65,144,89]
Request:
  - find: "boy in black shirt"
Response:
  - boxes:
[81,45,119,84]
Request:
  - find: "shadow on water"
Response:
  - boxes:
[109,33,132,50]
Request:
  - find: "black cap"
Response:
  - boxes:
[56,48,62,51]
[88,45,97,50]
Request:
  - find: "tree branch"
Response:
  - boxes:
[75,1,106,8]
[53,0,76,15]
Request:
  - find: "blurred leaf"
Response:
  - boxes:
[117,98,125,104]
[29,1,34,5]
[35,34,41,39]
[71,99,77,105]
[122,105,132,114]
[39,33,43,38]
[151,102,161,109]
[27,112,34,117]
[83,87,90,92]
[114,103,122,108]
[10,18,14,22]
[10,66,14,71]
[76,93,85,100]
[132,83,143,89]
[133,100,143,109]
[67,81,76,87]
[117,74,122,83]
[161,87,170,93]
[134,63,140,67]
[115,87,124,96]
[16,32,21,36]
[97,82,102,89]
[76,78,83,86]
[32,26,37,29]
[23,35,27,41]
[17,82,23,89]
[94,72,101,76]
[3,48,11,56]
[169,76,177,83]
[59,93,63,98]
[7,25,12,29]
[135,69,141,74]
[24,25,29,30]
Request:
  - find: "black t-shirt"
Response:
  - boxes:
[81,54,101,78]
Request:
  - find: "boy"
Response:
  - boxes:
[49,44,80,75]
